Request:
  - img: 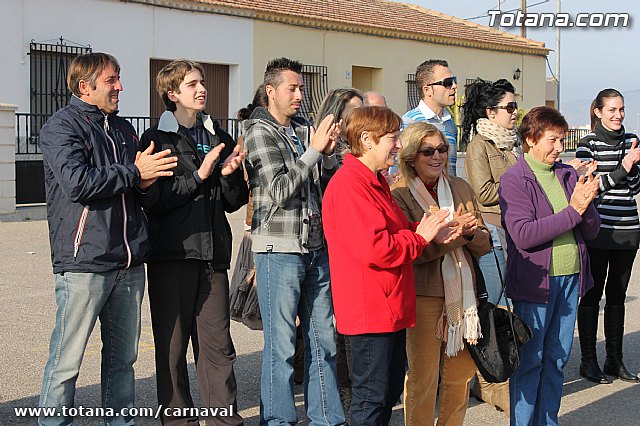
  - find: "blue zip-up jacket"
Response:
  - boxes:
[40,95,149,274]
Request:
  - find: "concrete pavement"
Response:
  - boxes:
[2,207,640,425]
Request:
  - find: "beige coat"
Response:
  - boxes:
[464,133,517,227]
[391,176,491,298]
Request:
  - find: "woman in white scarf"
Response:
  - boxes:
[392,122,491,425]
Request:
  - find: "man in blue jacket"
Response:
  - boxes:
[38,52,177,426]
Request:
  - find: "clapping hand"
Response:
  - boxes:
[622,140,640,172]
[197,143,226,181]
[416,208,460,245]
[135,141,178,189]
[566,159,598,177]
[310,114,342,155]
[220,144,248,176]
[454,206,478,237]
[569,171,600,215]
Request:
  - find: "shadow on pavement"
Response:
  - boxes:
[0,350,264,425]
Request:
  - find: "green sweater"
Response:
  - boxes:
[525,154,580,276]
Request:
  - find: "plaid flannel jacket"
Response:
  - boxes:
[244,107,338,253]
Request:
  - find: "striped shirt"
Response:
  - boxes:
[576,126,640,249]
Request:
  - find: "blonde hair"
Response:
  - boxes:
[398,122,449,180]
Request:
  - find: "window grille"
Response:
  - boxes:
[300,64,328,122]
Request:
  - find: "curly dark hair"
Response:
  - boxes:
[460,78,516,145]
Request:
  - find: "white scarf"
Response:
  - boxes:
[408,175,481,356]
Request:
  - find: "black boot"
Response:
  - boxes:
[578,305,610,384]
[603,304,639,382]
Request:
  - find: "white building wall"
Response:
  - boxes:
[1,0,254,117]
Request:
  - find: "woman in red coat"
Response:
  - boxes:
[322,106,459,425]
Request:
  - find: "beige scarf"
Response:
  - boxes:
[475,118,519,152]
[408,175,481,356]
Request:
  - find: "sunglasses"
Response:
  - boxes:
[418,145,449,157]
[493,102,518,114]
[427,76,457,88]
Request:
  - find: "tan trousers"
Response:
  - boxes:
[404,296,477,426]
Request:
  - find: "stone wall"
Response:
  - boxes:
[0,104,17,215]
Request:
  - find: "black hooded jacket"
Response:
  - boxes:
[138,111,248,268]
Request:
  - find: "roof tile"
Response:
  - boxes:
[143,0,547,54]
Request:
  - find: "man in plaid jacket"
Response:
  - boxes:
[244,57,346,426]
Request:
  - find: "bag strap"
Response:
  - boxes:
[491,245,510,311]
[491,244,522,363]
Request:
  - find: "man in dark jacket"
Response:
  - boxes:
[38,52,177,426]
[138,59,247,425]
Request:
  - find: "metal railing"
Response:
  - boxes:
[17,111,588,154]
[564,128,590,151]
[16,113,242,156]
[120,116,242,140]
[120,116,159,139]
[15,113,47,155]
[457,127,590,153]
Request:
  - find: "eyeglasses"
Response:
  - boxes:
[492,102,518,114]
[427,76,457,88]
[417,145,449,157]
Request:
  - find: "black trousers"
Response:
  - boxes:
[349,330,406,426]
[336,332,352,388]
[580,247,637,307]
[148,260,242,426]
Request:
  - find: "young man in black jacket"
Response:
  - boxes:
[38,52,177,426]
[138,59,247,425]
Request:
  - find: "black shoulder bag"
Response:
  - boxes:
[467,247,533,383]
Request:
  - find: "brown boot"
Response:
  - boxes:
[471,373,510,414]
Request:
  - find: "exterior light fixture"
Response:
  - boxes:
[513,67,521,80]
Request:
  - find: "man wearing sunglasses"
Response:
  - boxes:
[403,59,459,176]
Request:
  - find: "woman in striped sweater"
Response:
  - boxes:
[575,88,640,384]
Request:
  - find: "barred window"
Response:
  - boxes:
[300,64,328,122]
[406,73,420,111]
[30,37,92,135]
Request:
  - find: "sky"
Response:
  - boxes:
[402,0,639,125]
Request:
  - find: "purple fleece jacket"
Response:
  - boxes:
[499,157,601,303]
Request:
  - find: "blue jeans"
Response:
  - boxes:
[477,224,508,306]
[39,266,145,426]
[509,274,579,426]
[255,250,345,426]
[349,331,406,426]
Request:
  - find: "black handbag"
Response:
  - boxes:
[467,247,532,383]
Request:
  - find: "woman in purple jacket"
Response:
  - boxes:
[498,107,601,425]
